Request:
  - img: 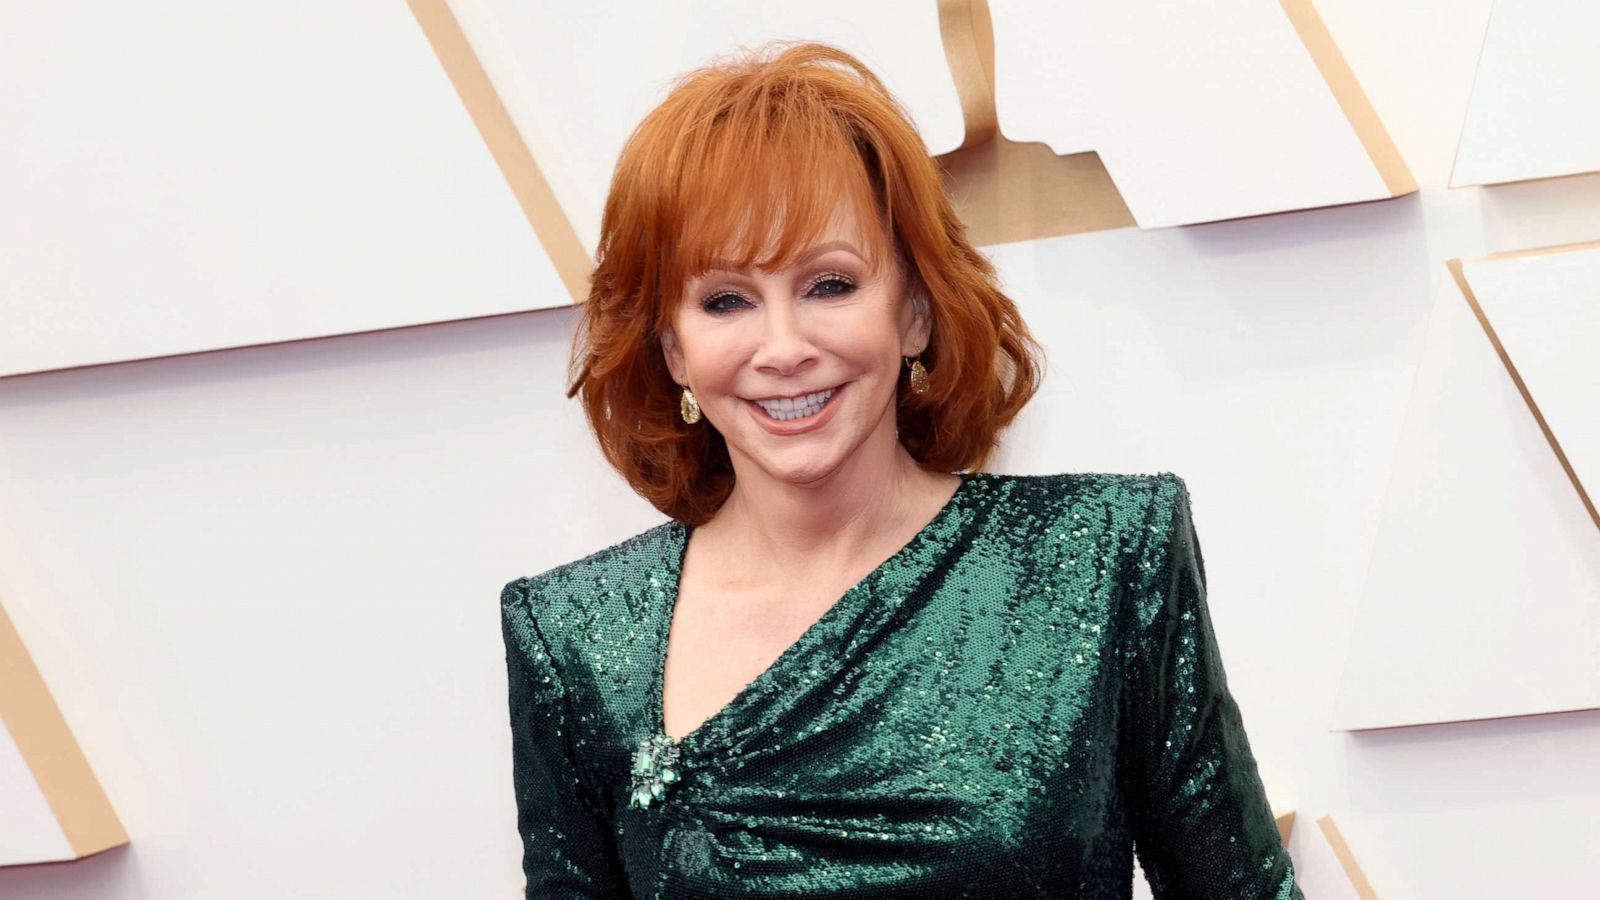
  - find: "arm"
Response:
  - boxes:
[1118,475,1303,899]
[501,577,628,898]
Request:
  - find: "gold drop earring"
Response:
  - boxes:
[904,355,929,395]
[679,386,702,424]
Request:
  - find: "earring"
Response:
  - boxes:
[904,355,930,395]
[679,386,702,424]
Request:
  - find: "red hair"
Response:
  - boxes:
[566,42,1045,525]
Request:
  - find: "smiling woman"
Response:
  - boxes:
[502,40,1303,900]
[566,41,1042,527]
[662,197,918,465]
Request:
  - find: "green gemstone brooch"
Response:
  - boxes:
[628,733,682,808]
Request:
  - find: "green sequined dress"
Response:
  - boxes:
[500,472,1304,898]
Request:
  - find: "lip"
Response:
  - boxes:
[746,382,847,435]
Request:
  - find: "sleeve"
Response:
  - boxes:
[1117,475,1304,899]
[500,577,628,899]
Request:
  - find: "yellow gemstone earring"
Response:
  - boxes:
[904,356,929,395]
[679,386,702,424]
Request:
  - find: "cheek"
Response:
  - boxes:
[839,307,906,365]
[679,327,749,389]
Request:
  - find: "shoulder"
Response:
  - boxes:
[1104,473,1205,635]
[979,470,1187,531]
[500,518,681,635]
[1046,470,1192,566]
[993,470,1193,580]
[969,471,1189,584]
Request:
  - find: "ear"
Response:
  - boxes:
[898,292,932,358]
[659,326,687,385]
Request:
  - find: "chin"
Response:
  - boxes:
[752,452,845,486]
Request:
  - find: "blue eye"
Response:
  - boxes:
[697,273,856,315]
[700,292,750,314]
[809,274,856,297]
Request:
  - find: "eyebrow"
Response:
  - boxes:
[703,240,863,275]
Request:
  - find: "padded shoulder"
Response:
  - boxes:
[499,518,680,673]
[504,519,676,608]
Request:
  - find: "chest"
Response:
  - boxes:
[619,574,1130,897]
[660,570,857,744]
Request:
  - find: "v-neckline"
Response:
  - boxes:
[650,473,978,755]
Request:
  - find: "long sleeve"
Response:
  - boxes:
[1118,475,1304,899]
[500,577,628,899]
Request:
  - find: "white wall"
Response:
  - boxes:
[0,0,573,379]
[2,0,1598,896]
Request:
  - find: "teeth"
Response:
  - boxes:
[755,387,836,421]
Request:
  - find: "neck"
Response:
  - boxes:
[707,431,955,579]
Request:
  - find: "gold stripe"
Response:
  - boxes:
[1281,0,1416,196]
[937,0,997,150]
[405,0,593,304]
[1447,256,1600,534]
[0,599,128,859]
[1317,815,1380,898]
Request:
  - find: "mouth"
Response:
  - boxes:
[747,384,844,422]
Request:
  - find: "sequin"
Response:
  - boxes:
[500,472,1304,898]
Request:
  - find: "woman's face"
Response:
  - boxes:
[660,201,931,489]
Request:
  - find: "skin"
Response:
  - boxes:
[656,198,964,741]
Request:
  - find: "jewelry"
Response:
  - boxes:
[628,733,682,808]
[679,386,701,424]
[905,355,929,395]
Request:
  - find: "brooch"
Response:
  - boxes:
[628,733,682,809]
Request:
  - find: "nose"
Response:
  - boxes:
[750,295,819,375]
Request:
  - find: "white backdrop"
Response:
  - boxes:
[2,0,1598,896]
[0,0,572,379]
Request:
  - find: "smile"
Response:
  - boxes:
[750,386,839,421]
[742,381,852,435]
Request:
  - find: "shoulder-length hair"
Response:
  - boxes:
[566,41,1045,526]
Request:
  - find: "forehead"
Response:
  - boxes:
[683,191,889,281]
[700,208,874,274]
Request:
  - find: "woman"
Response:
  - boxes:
[501,42,1303,899]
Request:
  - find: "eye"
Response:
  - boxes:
[700,291,750,314]
[807,272,856,298]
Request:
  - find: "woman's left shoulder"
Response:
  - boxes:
[971,471,1190,591]
[984,469,1187,516]
[975,471,1192,565]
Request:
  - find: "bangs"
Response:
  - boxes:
[651,72,894,306]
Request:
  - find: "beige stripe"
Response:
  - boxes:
[0,600,128,859]
[1275,808,1297,846]
[1447,257,1600,533]
[937,0,997,150]
[1317,815,1380,898]
[934,0,1134,245]
[405,0,593,305]
[1469,237,1600,262]
[1282,0,1416,197]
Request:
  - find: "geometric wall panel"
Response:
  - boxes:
[0,0,573,378]
[446,0,968,260]
[988,0,1414,229]
[929,0,1140,247]
[0,600,127,865]
[1451,0,1600,187]
[1448,240,1600,526]
[1331,259,1600,731]
[1289,816,1379,899]
[438,0,1413,253]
